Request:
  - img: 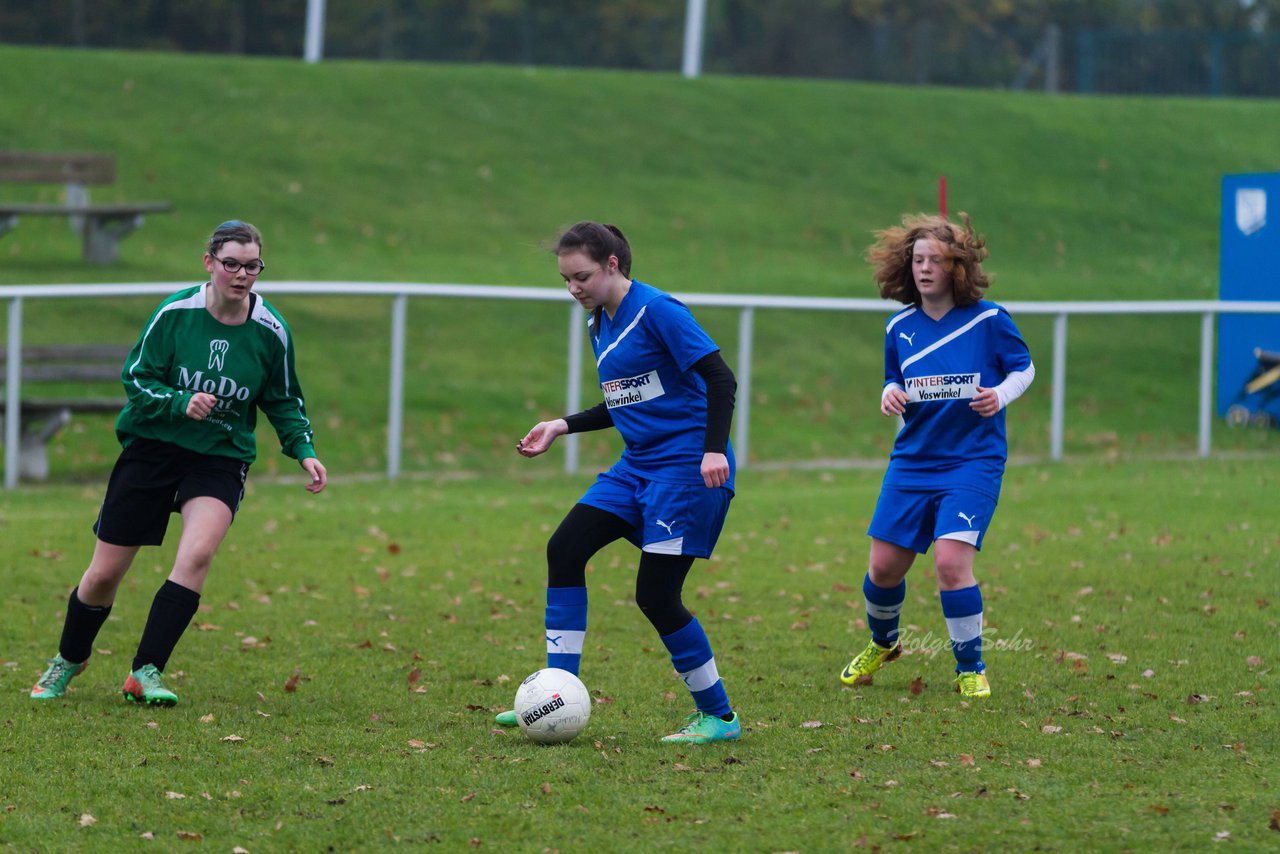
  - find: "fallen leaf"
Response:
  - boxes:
[165,791,186,799]
[221,734,246,743]
[1026,758,1042,768]
[909,677,924,695]
[958,754,976,766]
[1041,725,1063,734]
[461,792,476,803]
[176,831,203,841]
[801,720,822,729]
[285,669,301,693]
[1247,656,1264,667]
[199,714,215,724]
[316,756,334,766]
[79,814,96,827]
[1187,693,1210,704]
[407,668,422,689]
[541,783,552,795]
[408,739,427,748]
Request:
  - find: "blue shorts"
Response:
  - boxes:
[867,487,998,554]
[580,468,733,558]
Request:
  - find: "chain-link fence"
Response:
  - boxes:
[2,1,1278,97]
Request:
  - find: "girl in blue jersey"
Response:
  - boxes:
[495,222,741,744]
[840,213,1034,699]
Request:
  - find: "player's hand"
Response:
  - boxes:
[880,387,909,417]
[701,452,730,488]
[970,386,1001,418]
[301,457,327,494]
[516,419,568,458]
[185,392,218,421]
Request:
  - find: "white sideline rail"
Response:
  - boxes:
[4,282,1280,489]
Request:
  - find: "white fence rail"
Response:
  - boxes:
[4,282,1280,490]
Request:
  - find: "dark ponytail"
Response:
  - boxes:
[555,221,633,332]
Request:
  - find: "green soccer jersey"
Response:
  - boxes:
[115,284,317,465]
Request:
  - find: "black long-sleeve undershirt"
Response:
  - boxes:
[562,351,736,454]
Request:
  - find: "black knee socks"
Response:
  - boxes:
[58,586,112,664]
[132,580,200,673]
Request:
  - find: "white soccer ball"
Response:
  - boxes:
[513,667,591,744]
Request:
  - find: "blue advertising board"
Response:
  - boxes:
[1219,173,1280,426]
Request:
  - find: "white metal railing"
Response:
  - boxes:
[4,282,1280,489]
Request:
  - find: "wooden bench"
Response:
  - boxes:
[0,344,129,481]
[0,151,172,264]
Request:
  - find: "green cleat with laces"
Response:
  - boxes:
[660,711,740,744]
[122,664,179,707]
[30,654,88,700]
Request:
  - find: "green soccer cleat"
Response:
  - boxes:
[122,664,179,707]
[839,638,902,685]
[954,670,991,699]
[494,710,519,727]
[660,711,741,744]
[30,654,88,700]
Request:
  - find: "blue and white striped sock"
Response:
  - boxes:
[940,585,984,673]
[661,618,731,717]
[864,573,906,648]
[545,586,587,676]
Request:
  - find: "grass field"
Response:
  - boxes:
[1,45,1278,484]
[1,459,1276,851]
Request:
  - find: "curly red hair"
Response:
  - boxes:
[867,212,991,306]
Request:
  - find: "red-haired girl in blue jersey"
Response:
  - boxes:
[840,213,1034,699]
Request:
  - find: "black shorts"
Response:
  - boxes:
[93,439,249,547]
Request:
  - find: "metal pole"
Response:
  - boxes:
[681,0,706,79]
[1050,312,1067,461]
[4,298,23,489]
[564,304,583,475]
[734,307,754,468]
[1198,311,1214,457]
[304,0,326,63]
[387,294,406,479]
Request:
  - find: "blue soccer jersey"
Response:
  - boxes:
[882,300,1031,497]
[592,280,735,490]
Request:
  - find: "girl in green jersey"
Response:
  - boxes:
[30,220,327,706]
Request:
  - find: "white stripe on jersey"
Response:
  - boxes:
[885,306,917,334]
[127,287,207,400]
[546,629,586,655]
[900,308,1000,371]
[595,304,649,368]
[677,657,721,693]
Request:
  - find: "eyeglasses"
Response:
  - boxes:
[211,254,266,275]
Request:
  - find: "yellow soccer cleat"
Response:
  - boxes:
[839,638,902,685]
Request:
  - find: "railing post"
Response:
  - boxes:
[681,0,706,79]
[4,297,23,490]
[564,304,582,475]
[1198,311,1214,457]
[387,294,407,479]
[735,307,754,468]
[1050,312,1067,461]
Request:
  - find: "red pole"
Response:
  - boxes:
[938,175,948,217]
